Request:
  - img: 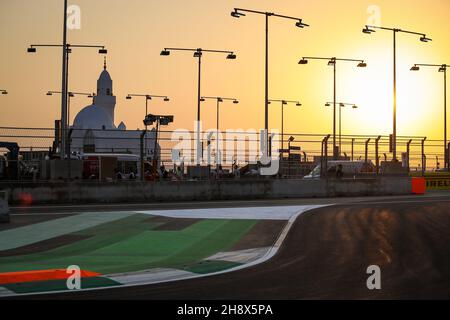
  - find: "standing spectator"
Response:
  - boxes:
[233,161,240,179]
[336,164,344,179]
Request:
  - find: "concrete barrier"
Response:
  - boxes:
[2,177,412,205]
[0,190,10,223]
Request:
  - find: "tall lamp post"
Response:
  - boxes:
[160,47,236,166]
[126,94,170,130]
[411,63,449,168]
[268,99,302,152]
[363,25,431,161]
[200,96,239,169]
[46,91,95,127]
[143,114,174,177]
[126,94,170,159]
[299,56,366,159]
[27,43,107,159]
[325,102,358,155]
[231,8,309,154]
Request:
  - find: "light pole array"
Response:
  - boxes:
[325,102,358,155]
[126,94,170,159]
[299,56,366,158]
[143,114,174,163]
[126,94,170,130]
[268,99,302,152]
[46,91,95,127]
[231,8,309,154]
[160,47,236,165]
[363,25,431,161]
[200,96,239,169]
[411,63,449,168]
[28,43,107,159]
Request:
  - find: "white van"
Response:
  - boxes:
[303,160,374,179]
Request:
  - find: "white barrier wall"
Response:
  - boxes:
[4,177,412,205]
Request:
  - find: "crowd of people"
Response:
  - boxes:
[113,160,243,182]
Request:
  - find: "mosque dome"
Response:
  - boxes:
[72,104,114,129]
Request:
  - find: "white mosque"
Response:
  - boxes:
[70,61,158,158]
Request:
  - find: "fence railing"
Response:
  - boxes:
[0,126,443,182]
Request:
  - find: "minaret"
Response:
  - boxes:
[93,57,117,125]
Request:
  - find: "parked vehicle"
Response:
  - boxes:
[79,153,141,180]
[303,160,374,179]
[0,142,19,180]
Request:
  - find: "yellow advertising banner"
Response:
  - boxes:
[423,173,450,190]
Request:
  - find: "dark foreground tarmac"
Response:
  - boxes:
[17,195,449,300]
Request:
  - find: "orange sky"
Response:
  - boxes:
[0,0,449,139]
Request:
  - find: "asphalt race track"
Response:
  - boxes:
[20,195,450,300]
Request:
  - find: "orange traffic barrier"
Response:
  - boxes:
[412,177,426,195]
[0,269,100,285]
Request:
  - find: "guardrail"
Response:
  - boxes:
[1,126,443,182]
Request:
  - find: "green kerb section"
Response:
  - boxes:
[0,214,256,276]
[0,211,132,251]
[4,277,121,294]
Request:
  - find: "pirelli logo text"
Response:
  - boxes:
[426,178,450,190]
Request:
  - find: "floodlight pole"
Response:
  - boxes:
[197,53,202,166]
[126,93,170,160]
[61,0,68,160]
[160,48,236,166]
[334,61,337,158]
[265,14,269,139]
[201,96,239,170]
[231,8,309,156]
[143,115,174,166]
[411,63,449,168]
[326,102,358,156]
[364,25,431,161]
[300,56,366,159]
[28,43,107,158]
[269,100,301,151]
[47,91,95,128]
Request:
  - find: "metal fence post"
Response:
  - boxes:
[407,139,412,173]
[365,138,371,166]
[140,129,147,181]
[322,135,330,178]
[447,142,450,171]
[351,138,355,161]
[320,138,324,177]
[375,136,381,175]
[68,128,73,179]
[422,138,427,175]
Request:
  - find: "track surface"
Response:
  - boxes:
[20,195,450,300]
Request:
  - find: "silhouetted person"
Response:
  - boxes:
[336,164,344,179]
[159,165,168,180]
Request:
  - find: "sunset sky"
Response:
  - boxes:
[0,0,449,140]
